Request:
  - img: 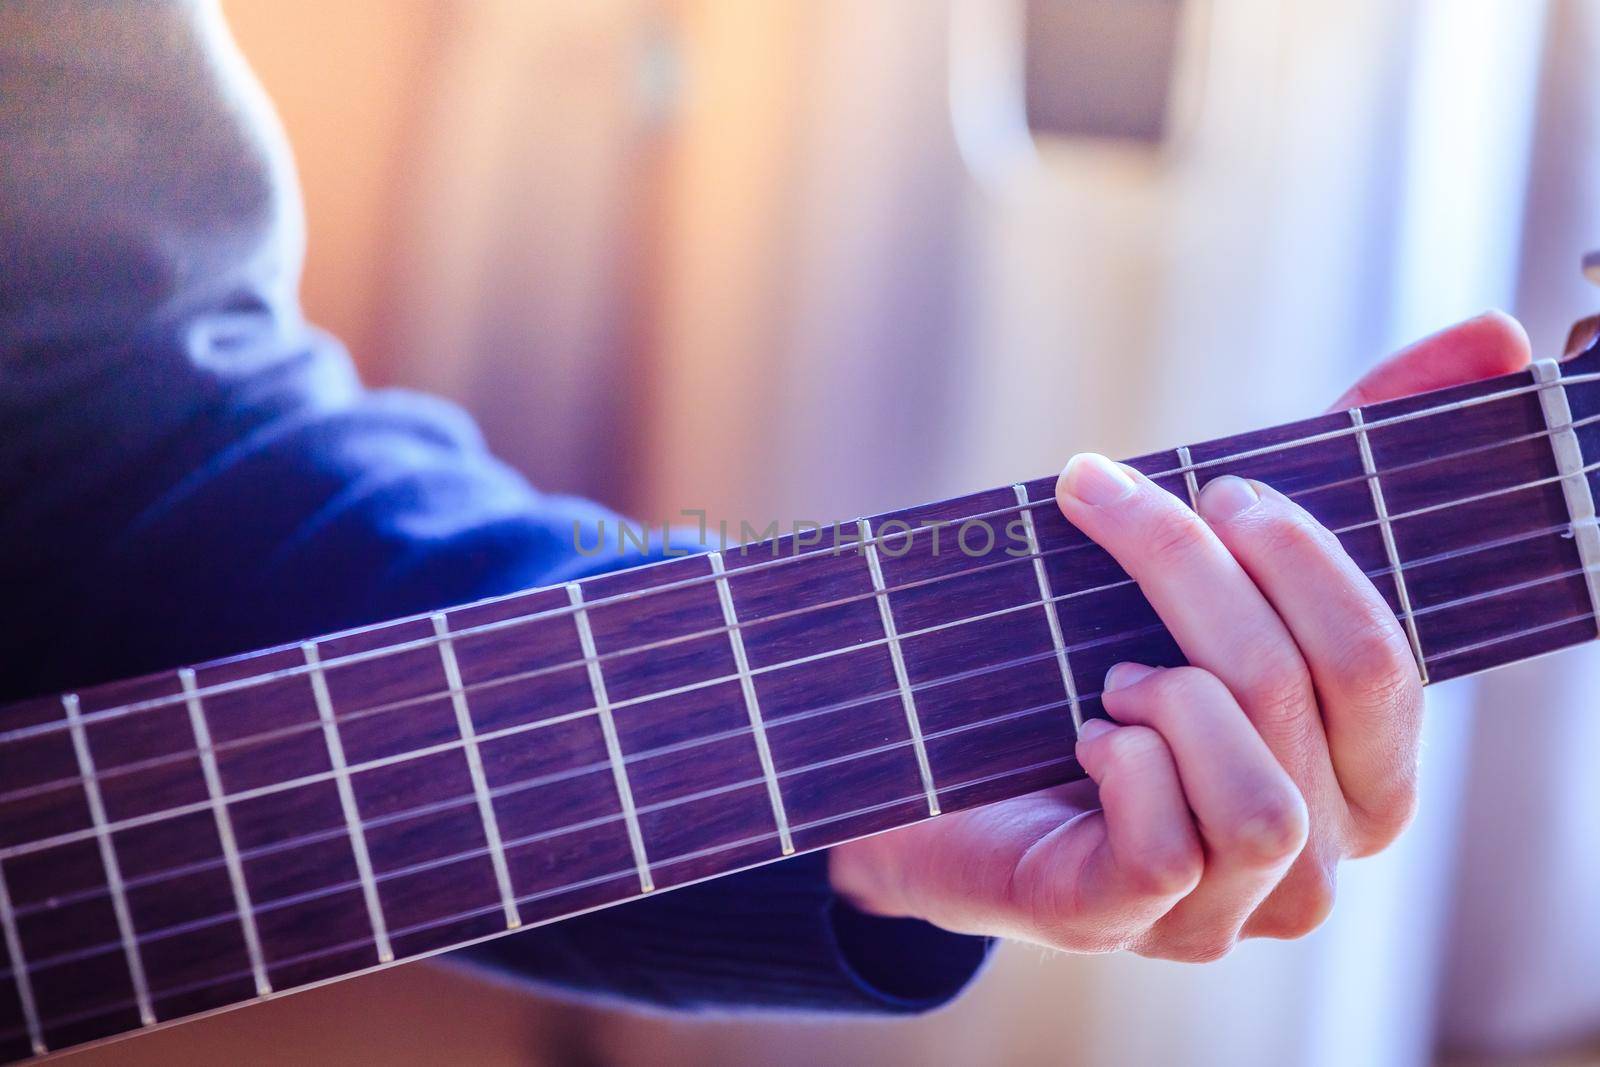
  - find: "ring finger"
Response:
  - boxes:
[1100,663,1309,961]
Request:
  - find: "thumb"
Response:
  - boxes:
[1328,310,1532,411]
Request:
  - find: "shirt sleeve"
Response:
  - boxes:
[0,0,990,1015]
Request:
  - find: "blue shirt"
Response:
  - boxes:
[0,1,986,1015]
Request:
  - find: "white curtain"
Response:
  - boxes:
[380,2,1600,1063]
[1438,0,1600,1056]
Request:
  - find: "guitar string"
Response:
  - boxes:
[78,508,1600,861]
[5,551,1596,983]
[4,398,1597,790]
[4,699,1084,981]
[0,540,1102,805]
[12,579,1600,1029]
[2,476,1592,865]
[6,368,1597,744]
[16,525,1591,920]
[1,466,1594,1002]
[6,422,1593,831]
[6,587,1598,1042]
[20,387,1594,741]
[0,463,1587,998]
[0,438,1583,819]
[1,448,1596,859]
[0,754,1085,1044]
[11,586,1595,1044]
[10,684,1097,931]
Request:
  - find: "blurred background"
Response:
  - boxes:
[82,0,1600,1064]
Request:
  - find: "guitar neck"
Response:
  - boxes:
[3,344,1599,1060]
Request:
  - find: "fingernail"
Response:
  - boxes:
[1077,718,1115,742]
[1060,454,1138,507]
[1103,662,1157,693]
[1198,475,1259,523]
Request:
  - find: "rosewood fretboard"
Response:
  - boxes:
[3,344,1600,1061]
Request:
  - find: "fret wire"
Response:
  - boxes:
[25,423,1599,821]
[431,614,521,930]
[5,371,1598,1049]
[21,557,1600,995]
[5,540,1088,788]
[28,374,1600,1005]
[9,375,1600,1048]
[0,862,45,1056]
[301,642,393,963]
[9,427,1594,815]
[11,549,1600,989]
[1350,408,1430,683]
[5,509,1593,871]
[0,539,1139,820]
[860,518,941,817]
[1176,445,1201,508]
[19,549,1600,1049]
[12,697,1107,991]
[567,584,654,893]
[61,693,155,1027]
[1014,484,1083,732]
[179,668,271,996]
[28,379,1600,748]
[58,532,1595,892]
[18,548,1600,988]
[0,753,1084,1047]
[14,697,1084,980]
[708,552,794,855]
[264,366,1583,657]
[18,403,1600,767]
[0,640,1150,960]
[1154,369,1600,477]
[1531,360,1600,630]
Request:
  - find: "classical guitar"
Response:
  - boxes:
[4,317,1600,1062]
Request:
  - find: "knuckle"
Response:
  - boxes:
[1254,506,1333,559]
[1332,617,1420,711]
[1120,667,1222,729]
[1325,621,1423,854]
[1147,666,1227,708]
[1125,843,1205,900]
[1239,650,1316,733]
[1167,936,1237,964]
[1101,724,1171,772]
[1140,923,1239,964]
[1144,506,1213,570]
[1348,772,1420,856]
[1254,865,1337,939]
[1219,789,1310,869]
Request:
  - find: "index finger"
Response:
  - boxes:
[1054,453,1334,784]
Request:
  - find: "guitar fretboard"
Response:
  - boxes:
[2,346,1599,1061]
